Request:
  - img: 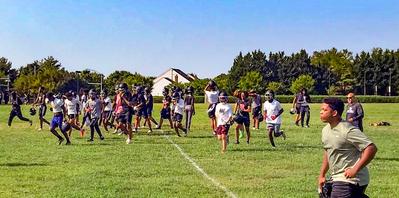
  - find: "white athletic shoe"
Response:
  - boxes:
[126,138,131,144]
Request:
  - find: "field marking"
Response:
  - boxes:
[162,133,238,198]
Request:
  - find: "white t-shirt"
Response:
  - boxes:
[65,98,80,115]
[215,103,233,126]
[263,99,282,124]
[104,97,112,111]
[173,99,185,115]
[205,90,219,104]
[51,98,64,113]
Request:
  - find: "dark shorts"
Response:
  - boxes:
[234,115,250,127]
[117,113,128,124]
[146,108,153,116]
[136,107,148,119]
[295,104,300,114]
[331,181,368,198]
[216,125,229,135]
[68,114,77,119]
[252,106,261,118]
[127,109,134,124]
[39,105,47,118]
[102,111,111,119]
[207,103,217,118]
[161,108,171,119]
[51,114,63,130]
[173,113,183,122]
[300,105,310,113]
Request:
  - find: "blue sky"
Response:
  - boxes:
[0,0,398,78]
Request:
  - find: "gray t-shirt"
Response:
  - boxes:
[346,102,364,131]
[322,121,373,186]
[86,98,101,118]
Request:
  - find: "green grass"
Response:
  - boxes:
[1,103,398,197]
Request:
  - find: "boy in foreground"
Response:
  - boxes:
[215,91,232,153]
[318,98,377,198]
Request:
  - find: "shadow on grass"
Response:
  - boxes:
[290,144,320,149]
[375,157,399,162]
[0,162,47,167]
[230,147,277,152]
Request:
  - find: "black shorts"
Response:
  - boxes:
[252,106,261,118]
[136,107,148,119]
[127,109,134,124]
[102,111,111,119]
[161,108,171,119]
[146,108,153,116]
[207,103,217,118]
[39,105,47,118]
[173,113,183,122]
[234,115,250,127]
[117,113,128,124]
[68,114,77,119]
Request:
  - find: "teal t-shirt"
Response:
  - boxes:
[322,121,373,186]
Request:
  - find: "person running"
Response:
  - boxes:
[318,97,377,198]
[133,86,153,134]
[171,92,187,137]
[100,90,112,132]
[204,80,219,135]
[215,91,233,153]
[33,86,50,130]
[234,91,251,144]
[298,88,311,128]
[184,86,195,133]
[143,87,159,129]
[249,90,262,130]
[114,83,133,144]
[291,90,302,126]
[46,92,71,145]
[345,93,364,132]
[79,89,90,130]
[85,90,105,142]
[64,92,85,137]
[263,90,286,147]
[156,87,174,130]
[8,91,32,127]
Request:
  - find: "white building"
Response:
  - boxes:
[152,68,198,96]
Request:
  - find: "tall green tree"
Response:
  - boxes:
[289,74,315,94]
[238,71,263,92]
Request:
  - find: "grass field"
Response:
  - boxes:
[1,103,398,197]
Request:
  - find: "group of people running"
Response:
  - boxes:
[7,81,365,151]
[7,83,197,145]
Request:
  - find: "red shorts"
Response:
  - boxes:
[216,125,229,135]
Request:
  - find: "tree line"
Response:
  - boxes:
[0,47,398,96]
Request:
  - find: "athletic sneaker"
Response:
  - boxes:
[305,125,310,128]
[147,130,152,134]
[65,141,71,145]
[100,136,105,140]
[87,139,94,142]
[58,138,64,145]
[154,125,159,129]
[126,138,131,144]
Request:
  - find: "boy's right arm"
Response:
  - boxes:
[318,151,329,190]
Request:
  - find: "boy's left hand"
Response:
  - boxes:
[344,167,357,178]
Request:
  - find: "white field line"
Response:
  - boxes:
[162,133,238,198]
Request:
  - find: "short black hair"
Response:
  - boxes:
[323,97,344,116]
